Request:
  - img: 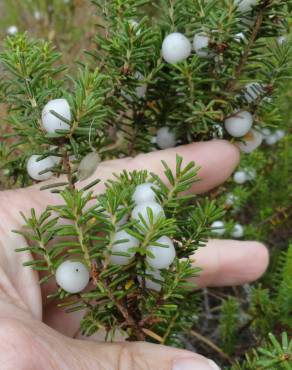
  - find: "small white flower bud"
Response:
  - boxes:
[162,33,192,64]
[56,260,90,294]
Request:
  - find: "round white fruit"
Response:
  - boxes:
[224,111,253,138]
[238,129,263,153]
[27,155,54,181]
[235,0,258,13]
[132,183,157,205]
[42,98,71,134]
[132,201,165,227]
[193,33,210,57]
[233,171,248,184]
[146,236,176,269]
[265,134,278,146]
[7,25,18,36]
[110,230,139,265]
[246,169,256,180]
[162,32,192,64]
[129,20,141,35]
[49,146,62,165]
[277,36,287,45]
[225,193,238,206]
[231,223,244,238]
[261,128,272,138]
[244,82,265,103]
[139,269,164,291]
[156,127,176,149]
[211,221,225,236]
[234,32,246,42]
[275,130,285,140]
[56,260,90,294]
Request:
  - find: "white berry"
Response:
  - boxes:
[132,201,165,227]
[139,269,164,291]
[6,25,18,36]
[49,146,62,165]
[132,183,157,205]
[135,72,147,98]
[277,36,287,45]
[110,230,139,265]
[146,236,176,269]
[234,32,246,42]
[246,169,256,180]
[235,0,258,12]
[225,193,238,206]
[244,82,265,103]
[265,134,278,146]
[34,10,42,21]
[275,130,285,140]
[224,111,253,138]
[42,99,71,134]
[261,128,272,138]
[162,33,192,64]
[129,20,141,35]
[27,155,54,181]
[193,33,210,57]
[231,224,244,238]
[211,221,225,236]
[56,260,90,294]
[233,171,248,184]
[156,127,176,149]
[238,129,263,153]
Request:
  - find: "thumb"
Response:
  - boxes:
[73,339,221,370]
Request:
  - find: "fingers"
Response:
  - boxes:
[73,338,221,370]
[43,239,269,338]
[81,139,240,195]
[6,140,239,218]
[192,239,269,287]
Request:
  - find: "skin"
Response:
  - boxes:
[0,140,269,370]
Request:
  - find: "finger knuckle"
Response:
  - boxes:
[117,342,151,370]
[0,318,49,370]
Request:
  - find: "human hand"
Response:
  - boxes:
[0,140,268,370]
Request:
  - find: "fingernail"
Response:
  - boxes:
[173,357,221,370]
